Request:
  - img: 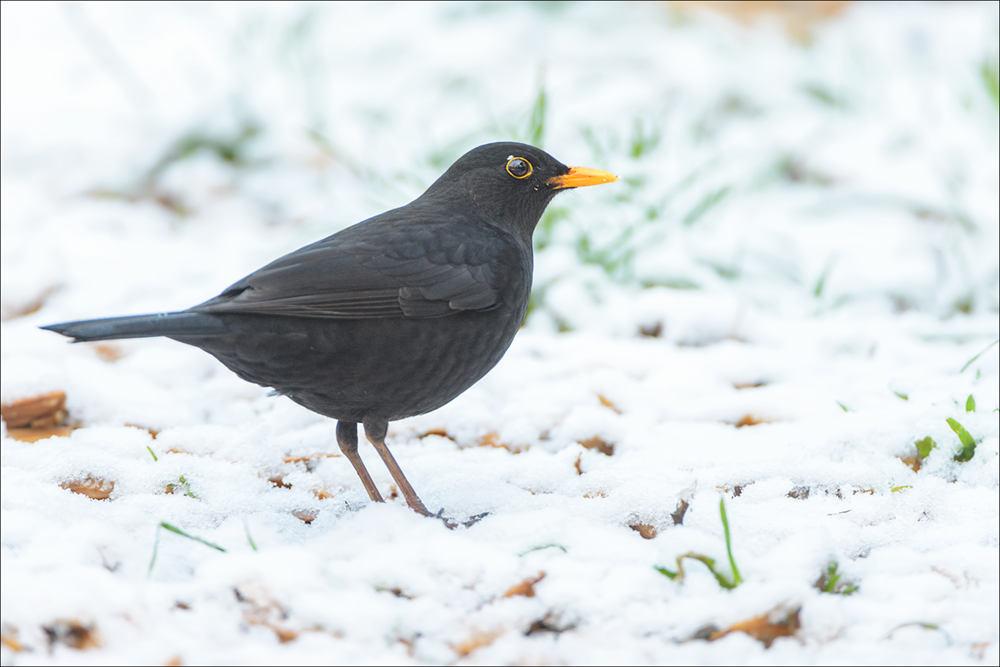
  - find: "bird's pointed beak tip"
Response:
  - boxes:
[547,166,619,189]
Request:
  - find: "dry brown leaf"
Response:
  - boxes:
[579,436,615,456]
[42,619,101,650]
[420,428,452,440]
[734,415,766,428]
[573,454,583,475]
[597,394,622,414]
[282,452,341,464]
[93,344,124,363]
[2,285,61,321]
[638,321,663,338]
[671,499,690,525]
[0,625,27,653]
[477,432,525,453]
[291,509,317,524]
[313,488,335,500]
[504,572,545,598]
[709,607,800,648]
[236,584,300,643]
[583,490,607,499]
[669,1,851,42]
[60,477,115,500]
[267,476,292,489]
[900,455,922,472]
[163,656,183,666]
[6,426,74,442]
[451,629,503,657]
[1,391,67,428]
[125,424,160,438]
[630,523,658,539]
[733,381,766,390]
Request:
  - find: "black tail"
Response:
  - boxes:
[41,312,227,342]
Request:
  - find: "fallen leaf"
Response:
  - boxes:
[669,1,851,42]
[93,344,123,362]
[282,452,341,464]
[709,607,800,648]
[60,477,115,500]
[0,625,27,653]
[1,391,67,428]
[420,428,452,439]
[477,432,524,452]
[899,455,922,472]
[733,381,766,390]
[597,394,622,414]
[235,584,300,643]
[638,321,663,338]
[42,619,101,650]
[291,509,317,524]
[579,436,615,456]
[671,499,690,525]
[1,284,61,321]
[573,454,583,475]
[451,629,502,657]
[125,424,160,438]
[267,476,292,489]
[734,414,766,428]
[504,572,546,598]
[6,426,74,442]
[630,523,658,539]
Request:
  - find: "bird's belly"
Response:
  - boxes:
[173,308,522,422]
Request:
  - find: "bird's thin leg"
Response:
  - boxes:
[336,421,384,503]
[363,418,432,517]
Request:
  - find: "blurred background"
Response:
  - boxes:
[1,1,998,339]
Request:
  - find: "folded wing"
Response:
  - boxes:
[192,213,504,319]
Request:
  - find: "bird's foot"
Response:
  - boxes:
[434,509,489,530]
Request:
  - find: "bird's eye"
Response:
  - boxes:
[506,157,533,179]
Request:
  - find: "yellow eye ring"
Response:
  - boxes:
[506,157,533,179]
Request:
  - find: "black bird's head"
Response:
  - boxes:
[419,142,617,238]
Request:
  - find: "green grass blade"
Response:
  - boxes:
[960,339,998,373]
[243,518,258,552]
[719,498,743,587]
[519,544,567,556]
[915,436,936,459]
[146,446,158,461]
[160,522,226,552]
[947,418,977,462]
[148,524,162,575]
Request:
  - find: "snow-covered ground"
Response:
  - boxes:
[2,2,998,664]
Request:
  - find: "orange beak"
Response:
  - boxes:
[547,166,619,189]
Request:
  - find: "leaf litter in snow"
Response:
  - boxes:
[1,1,999,665]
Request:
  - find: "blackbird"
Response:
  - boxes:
[42,142,617,518]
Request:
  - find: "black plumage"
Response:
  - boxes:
[42,142,616,518]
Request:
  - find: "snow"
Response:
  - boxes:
[2,1,998,664]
